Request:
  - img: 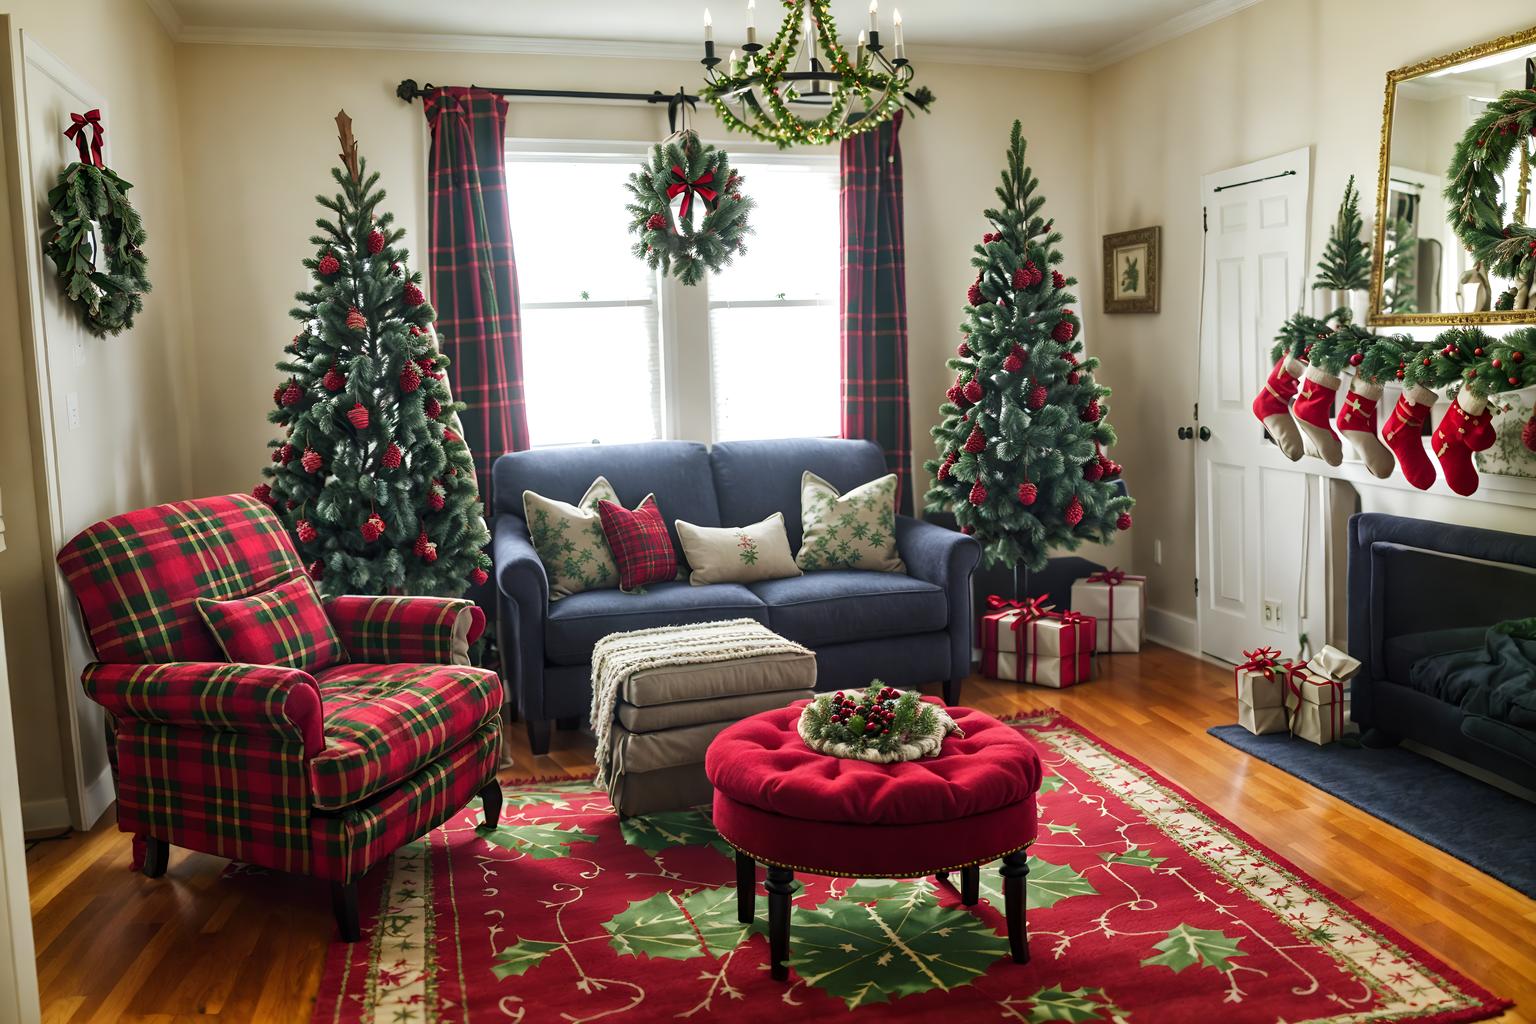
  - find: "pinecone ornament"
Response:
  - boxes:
[414,529,436,559]
[301,447,323,474]
[1064,495,1084,526]
[646,213,666,230]
[296,519,318,543]
[252,483,273,506]
[399,362,422,393]
[361,512,386,543]
[469,566,489,586]
[937,451,957,481]
[428,485,446,511]
[1051,270,1066,289]
[967,282,983,305]
[307,560,324,581]
[275,443,294,465]
[317,252,340,276]
[957,342,971,357]
[403,282,426,307]
[347,404,370,430]
[963,425,987,453]
[1083,459,1103,482]
[962,377,983,403]
[1053,317,1076,342]
[322,366,346,392]
[281,380,303,407]
[1017,481,1038,505]
[1081,398,1101,422]
[1028,385,1048,410]
[367,228,386,255]
[1003,352,1023,373]
[968,479,988,505]
[1116,512,1133,531]
[425,397,442,420]
[346,307,367,331]
[382,442,403,469]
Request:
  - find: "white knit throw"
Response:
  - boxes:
[589,618,811,794]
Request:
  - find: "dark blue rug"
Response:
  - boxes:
[1208,725,1536,899]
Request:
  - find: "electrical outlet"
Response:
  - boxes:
[1262,600,1282,627]
[1154,539,1163,565]
[66,391,81,431]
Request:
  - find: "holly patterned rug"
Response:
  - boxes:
[312,712,1510,1023]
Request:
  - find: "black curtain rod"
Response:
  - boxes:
[397,79,698,107]
[1213,169,1297,193]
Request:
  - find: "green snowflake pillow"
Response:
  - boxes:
[795,471,906,574]
[675,513,802,585]
[523,476,621,600]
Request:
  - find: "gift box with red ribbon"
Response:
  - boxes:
[1069,567,1146,654]
[1283,645,1358,745]
[1233,646,1293,735]
[979,595,1096,688]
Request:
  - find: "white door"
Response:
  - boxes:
[1196,149,1328,665]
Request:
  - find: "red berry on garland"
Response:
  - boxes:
[957,342,971,357]
[1117,512,1133,531]
[281,380,303,407]
[1018,482,1037,505]
[399,362,422,393]
[403,282,426,307]
[428,484,446,511]
[967,282,984,305]
[1051,270,1066,289]
[1081,398,1101,422]
[968,480,988,505]
[361,512,386,543]
[1492,358,1503,369]
[322,366,346,392]
[1054,319,1076,342]
[317,252,341,276]
[1028,385,1048,410]
[1423,357,1432,367]
[347,404,370,430]
[301,448,323,474]
[646,213,666,231]
[1514,350,1525,362]
[367,229,385,255]
[1350,352,1364,367]
[425,397,442,419]
[1083,459,1103,482]
[346,307,367,331]
[296,519,318,543]
[382,442,403,469]
[963,425,986,453]
[1003,352,1023,373]
[962,377,983,403]
[417,355,438,376]
[1064,494,1084,526]
[470,566,489,586]
[252,483,273,506]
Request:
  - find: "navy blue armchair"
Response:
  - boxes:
[492,438,981,754]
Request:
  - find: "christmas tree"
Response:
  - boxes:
[256,111,491,596]
[924,122,1133,572]
[1313,175,1371,294]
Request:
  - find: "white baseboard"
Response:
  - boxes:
[1147,606,1200,656]
[20,796,68,834]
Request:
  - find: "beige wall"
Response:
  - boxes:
[0,0,196,826]
[1088,0,1536,623]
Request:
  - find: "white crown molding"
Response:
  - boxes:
[164,0,1266,76]
[142,0,184,39]
[1085,0,1266,71]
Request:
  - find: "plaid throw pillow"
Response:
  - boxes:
[197,574,346,672]
[596,495,677,592]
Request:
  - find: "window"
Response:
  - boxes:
[506,142,840,448]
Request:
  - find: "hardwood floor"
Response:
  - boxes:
[27,644,1535,1022]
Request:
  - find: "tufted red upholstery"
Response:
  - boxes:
[706,701,1042,825]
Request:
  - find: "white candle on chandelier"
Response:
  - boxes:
[704,8,713,42]
[857,29,867,62]
[729,48,739,67]
[746,0,757,45]
[893,8,904,58]
[868,0,879,33]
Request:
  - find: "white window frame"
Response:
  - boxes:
[505,137,839,446]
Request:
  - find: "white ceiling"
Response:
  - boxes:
[151,0,1265,71]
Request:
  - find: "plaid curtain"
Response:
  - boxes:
[840,110,912,514]
[423,87,530,490]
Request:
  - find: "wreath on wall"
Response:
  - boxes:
[624,129,753,286]
[1445,87,1536,307]
[42,110,150,337]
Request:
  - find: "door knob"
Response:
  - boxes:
[1177,426,1193,440]
[1198,426,1211,441]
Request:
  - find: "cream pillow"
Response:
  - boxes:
[795,471,906,574]
[523,476,621,599]
[676,513,802,585]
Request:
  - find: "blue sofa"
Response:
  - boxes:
[1348,512,1536,791]
[491,438,982,754]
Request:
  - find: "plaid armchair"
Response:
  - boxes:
[55,494,503,941]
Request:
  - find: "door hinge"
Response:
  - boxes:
[1193,402,1199,422]
[1202,207,1208,233]
[1194,577,1199,597]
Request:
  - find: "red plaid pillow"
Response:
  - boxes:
[196,574,345,672]
[597,495,678,591]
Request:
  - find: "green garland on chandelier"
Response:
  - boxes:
[625,129,754,286]
[43,160,150,337]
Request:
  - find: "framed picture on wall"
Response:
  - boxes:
[1102,226,1160,314]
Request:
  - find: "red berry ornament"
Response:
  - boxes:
[403,282,426,307]
[399,362,422,393]
[1081,398,1101,422]
[962,377,983,403]
[296,519,318,543]
[425,397,442,419]
[281,380,303,407]
[1350,352,1364,367]
[317,252,341,277]
[968,480,988,505]
[1003,353,1023,373]
[470,566,489,586]
[1051,270,1066,289]
[428,485,446,511]
[967,282,984,305]
[301,448,323,474]
[1028,385,1048,410]
[1083,459,1103,482]
[252,483,273,506]
[1116,512,1133,531]
[1064,495,1084,526]
[1053,318,1076,343]
[1017,482,1037,505]
[963,425,987,453]
[361,512,386,543]
[322,366,346,392]
[366,229,385,255]
[382,442,403,469]
[347,404,370,430]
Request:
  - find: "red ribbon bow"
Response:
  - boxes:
[64,109,105,168]
[1054,611,1091,625]
[1238,646,1282,672]
[1086,567,1128,586]
[987,594,1054,629]
[666,166,717,221]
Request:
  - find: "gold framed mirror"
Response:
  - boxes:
[1371,25,1536,326]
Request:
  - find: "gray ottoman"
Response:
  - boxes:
[593,624,816,817]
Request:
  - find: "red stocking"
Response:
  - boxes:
[1382,385,1436,490]
[1431,389,1494,496]
[1292,365,1344,466]
[1252,355,1305,461]
[1335,377,1393,479]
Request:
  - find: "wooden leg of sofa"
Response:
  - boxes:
[142,836,169,879]
[332,881,361,943]
[1001,849,1030,964]
[766,866,794,982]
[735,851,756,923]
[526,719,551,756]
[479,780,503,830]
[960,864,980,906]
[943,678,963,706]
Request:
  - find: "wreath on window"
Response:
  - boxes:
[624,129,753,286]
[1445,87,1536,293]
[42,110,150,337]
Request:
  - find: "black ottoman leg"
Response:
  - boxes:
[766,866,795,981]
[142,836,169,879]
[479,780,502,830]
[1001,849,1030,964]
[332,880,361,943]
[960,864,980,906]
[736,851,756,923]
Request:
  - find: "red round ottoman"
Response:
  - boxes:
[705,701,1042,981]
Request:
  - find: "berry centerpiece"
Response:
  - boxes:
[797,682,964,763]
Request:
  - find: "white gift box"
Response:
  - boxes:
[1238,699,1287,735]
[1233,651,1290,735]
[1070,570,1145,654]
[1284,670,1346,745]
[984,613,1097,688]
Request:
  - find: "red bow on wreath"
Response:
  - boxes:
[64,109,105,168]
[667,166,717,222]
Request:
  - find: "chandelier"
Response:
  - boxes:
[699,0,931,147]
